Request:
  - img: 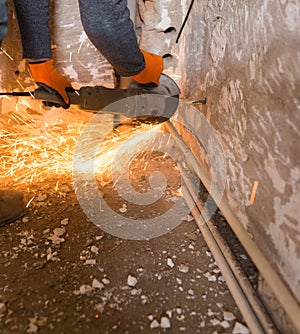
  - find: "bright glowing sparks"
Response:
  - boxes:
[0,106,162,186]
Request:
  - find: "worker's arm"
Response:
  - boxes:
[13,0,73,108]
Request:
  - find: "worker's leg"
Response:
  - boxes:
[0,190,26,227]
[0,0,8,46]
[78,0,145,77]
[13,0,52,59]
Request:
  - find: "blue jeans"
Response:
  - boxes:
[0,0,8,46]
[13,0,144,76]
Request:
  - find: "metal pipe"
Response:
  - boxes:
[181,170,279,334]
[181,183,265,334]
[165,120,300,333]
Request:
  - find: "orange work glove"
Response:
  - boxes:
[29,59,73,109]
[132,50,163,86]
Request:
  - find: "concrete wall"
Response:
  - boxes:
[138,0,300,331]
[178,0,300,297]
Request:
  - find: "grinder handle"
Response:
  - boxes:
[33,87,81,106]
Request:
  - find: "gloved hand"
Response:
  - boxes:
[29,59,74,109]
[132,50,163,86]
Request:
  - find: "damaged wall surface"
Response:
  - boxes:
[139,0,300,329]
[139,0,300,330]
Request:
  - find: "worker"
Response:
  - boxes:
[0,0,26,227]
[13,0,164,108]
[0,0,165,226]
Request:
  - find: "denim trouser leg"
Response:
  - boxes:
[0,0,8,45]
[78,0,144,76]
[13,0,52,59]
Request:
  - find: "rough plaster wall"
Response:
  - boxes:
[139,0,300,305]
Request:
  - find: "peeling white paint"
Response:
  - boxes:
[210,20,226,66]
[155,8,171,31]
[271,166,300,296]
[264,153,286,194]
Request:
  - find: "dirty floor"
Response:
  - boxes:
[0,146,250,334]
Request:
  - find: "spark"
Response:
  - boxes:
[77,41,84,54]
[26,196,35,208]
[0,104,163,187]
[16,79,27,92]
[0,47,14,60]
[250,181,259,205]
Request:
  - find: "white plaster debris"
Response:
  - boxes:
[167,258,175,268]
[127,275,138,287]
[150,319,160,329]
[188,289,194,295]
[27,316,38,334]
[218,275,225,282]
[176,277,182,284]
[207,309,214,316]
[92,278,104,290]
[220,320,230,328]
[204,272,217,282]
[160,316,171,329]
[210,318,220,326]
[232,322,250,334]
[102,278,110,285]
[176,307,182,315]
[141,295,148,304]
[27,315,47,334]
[178,264,189,273]
[148,315,154,321]
[91,245,99,254]
[131,288,141,296]
[43,228,50,235]
[22,216,30,223]
[223,311,236,321]
[206,251,212,257]
[96,235,104,241]
[53,227,66,237]
[46,248,60,262]
[0,302,7,316]
[166,310,172,318]
[181,214,194,222]
[79,284,93,295]
[47,234,65,246]
[60,218,69,226]
[84,259,96,265]
[95,302,106,313]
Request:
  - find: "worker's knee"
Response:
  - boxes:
[79,0,130,41]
